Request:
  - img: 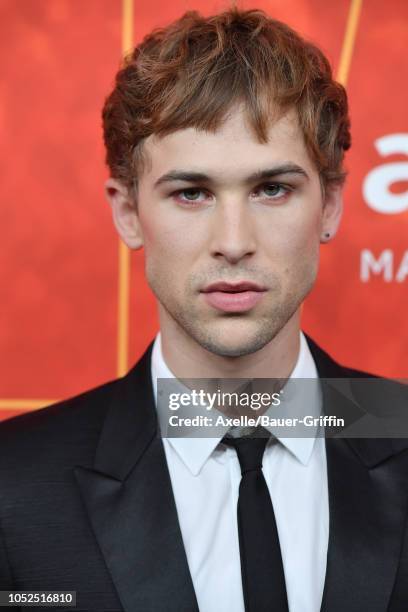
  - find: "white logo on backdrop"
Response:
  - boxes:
[363,134,408,214]
[360,134,407,282]
[360,249,408,283]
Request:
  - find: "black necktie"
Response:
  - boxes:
[223,434,289,612]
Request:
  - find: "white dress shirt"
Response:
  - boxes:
[151,332,329,612]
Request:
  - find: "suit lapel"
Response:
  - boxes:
[73,344,199,612]
[321,435,407,612]
[73,334,407,612]
[306,336,408,612]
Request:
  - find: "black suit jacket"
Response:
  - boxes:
[0,337,407,612]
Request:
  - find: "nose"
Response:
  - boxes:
[209,200,256,264]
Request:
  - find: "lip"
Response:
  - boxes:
[202,281,267,293]
[201,281,267,313]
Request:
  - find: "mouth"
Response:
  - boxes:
[200,281,268,313]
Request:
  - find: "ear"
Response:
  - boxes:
[104,178,143,249]
[320,183,343,243]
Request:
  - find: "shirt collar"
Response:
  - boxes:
[151,331,322,474]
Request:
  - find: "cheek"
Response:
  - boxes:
[139,211,204,285]
[143,224,202,262]
[292,215,322,281]
[259,208,321,263]
[140,195,213,253]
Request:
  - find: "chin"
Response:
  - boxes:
[191,319,279,358]
[205,343,265,358]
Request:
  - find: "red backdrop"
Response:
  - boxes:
[1,0,407,421]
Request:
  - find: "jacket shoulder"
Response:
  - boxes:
[0,376,122,481]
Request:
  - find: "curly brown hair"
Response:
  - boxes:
[102,8,351,193]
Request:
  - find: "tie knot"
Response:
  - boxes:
[223,435,269,475]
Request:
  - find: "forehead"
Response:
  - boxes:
[140,106,317,184]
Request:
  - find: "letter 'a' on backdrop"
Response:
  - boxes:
[0,0,407,421]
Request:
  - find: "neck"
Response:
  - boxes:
[159,309,302,380]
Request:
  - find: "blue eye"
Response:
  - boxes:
[262,184,287,197]
[182,189,202,200]
[172,188,210,204]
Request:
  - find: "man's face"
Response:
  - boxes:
[111,106,342,357]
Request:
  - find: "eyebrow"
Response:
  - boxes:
[153,163,309,189]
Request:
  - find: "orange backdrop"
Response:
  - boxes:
[1,0,407,421]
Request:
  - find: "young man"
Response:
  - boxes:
[0,9,407,612]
